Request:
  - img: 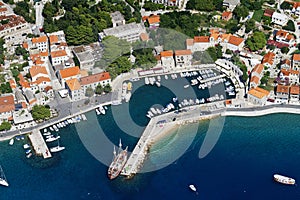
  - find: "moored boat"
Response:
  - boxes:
[0,165,8,187]
[9,138,14,146]
[99,105,106,115]
[273,174,296,185]
[108,139,128,180]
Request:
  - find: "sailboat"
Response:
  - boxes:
[0,165,8,187]
[50,140,65,153]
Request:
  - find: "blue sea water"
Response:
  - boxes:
[0,78,300,199]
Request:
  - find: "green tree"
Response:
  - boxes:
[95,84,104,94]
[280,1,292,10]
[0,121,11,131]
[31,105,51,121]
[0,82,12,94]
[225,19,239,34]
[206,47,218,61]
[103,84,112,93]
[283,20,295,32]
[281,46,289,54]
[246,31,267,51]
[245,19,256,33]
[85,87,94,97]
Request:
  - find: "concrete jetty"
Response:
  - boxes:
[28,129,52,159]
[121,102,224,177]
[199,74,226,83]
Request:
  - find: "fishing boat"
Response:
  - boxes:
[0,165,8,187]
[108,139,128,180]
[273,174,296,185]
[189,184,196,192]
[9,138,14,146]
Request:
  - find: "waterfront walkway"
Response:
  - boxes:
[28,129,52,159]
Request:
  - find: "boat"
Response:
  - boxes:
[127,82,132,91]
[96,108,101,115]
[125,92,131,103]
[43,132,51,136]
[26,153,32,158]
[43,128,47,133]
[9,138,14,146]
[0,165,8,187]
[189,184,196,192]
[23,144,30,149]
[46,135,60,142]
[108,139,128,180]
[99,105,106,115]
[49,127,54,132]
[50,140,65,153]
[165,75,168,80]
[25,149,31,154]
[150,107,157,115]
[184,85,190,88]
[273,174,296,185]
[145,77,149,85]
[155,81,161,87]
[81,114,87,121]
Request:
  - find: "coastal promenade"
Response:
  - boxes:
[121,102,300,177]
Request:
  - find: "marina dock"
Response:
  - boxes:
[28,129,52,159]
[121,102,225,177]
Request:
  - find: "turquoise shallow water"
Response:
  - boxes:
[0,78,300,199]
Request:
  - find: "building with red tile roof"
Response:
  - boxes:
[227,35,244,51]
[65,78,83,101]
[174,50,192,67]
[275,30,295,47]
[247,87,270,105]
[58,66,81,87]
[276,84,290,104]
[262,52,275,67]
[147,15,160,27]
[222,11,232,21]
[29,66,48,82]
[0,95,15,119]
[80,72,111,93]
[160,50,175,69]
[50,50,68,66]
[32,36,48,52]
[0,14,32,46]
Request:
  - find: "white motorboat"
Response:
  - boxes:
[9,138,14,146]
[26,153,32,158]
[274,174,296,185]
[189,184,196,192]
[49,127,54,132]
[23,144,30,149]
[155,81,161,87]
[156,108,162,114]
[81,114,87,121]
[46,136,60,142]
[43,132,51,136]
[43,128,47,133]
[184,85,190,88]
[157,75,161,81]
[165,75,168,80]
[99,105,106,115]
[0,165,8,187]
[150,108,157,115]
[96,108,101,115]
[125,92,131,103]
[145,77,149,85]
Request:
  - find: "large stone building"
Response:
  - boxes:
[99,22,146,43]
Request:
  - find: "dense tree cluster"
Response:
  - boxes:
[132,48,157,69]
[159,11,202,38]
[0,39,5,65]
[232,55,248,82]
[15,46,29,60]
[13,0,35,23]
[0,82,12,94]
[186,0,223,11]
[31,105,51,121]
[206,45,222,61]
[43,0,140,45]
[246,31,267,51]
[143,1,165,11]
[240,0,264,11]
[233,5,249,20]
[280,1,292,10]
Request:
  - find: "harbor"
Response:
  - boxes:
[121,101,225,177]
